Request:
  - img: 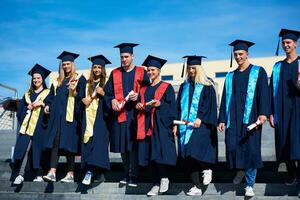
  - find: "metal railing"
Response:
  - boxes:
[0,83,18,130]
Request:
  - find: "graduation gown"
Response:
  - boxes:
[138,82,177,166]
[219,65,270,169]
[81,79,110,170]
[177,81,218,164]
[14,89,51,169]
[44,76,85,154]
[270,57,300,161]
[104,66,150,153]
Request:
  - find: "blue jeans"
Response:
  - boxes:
[245,168,257,187]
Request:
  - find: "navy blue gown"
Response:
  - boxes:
[138,82,177,166]
[81,79,110,170]
[44,76,85,154]
[104,67,150,153]
[219,65,270,169]
[270,57,300,161]
[14,89,52,169]
[177,81,218,164]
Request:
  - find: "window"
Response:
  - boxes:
[161,75,173,81]
[215,72,227,78]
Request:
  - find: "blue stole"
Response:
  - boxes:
[179,81,204,150]
[225,65,260,128]
[271,61,282,124]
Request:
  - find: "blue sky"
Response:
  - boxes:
[0,0,299,97]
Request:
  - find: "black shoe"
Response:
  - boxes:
[285,176,297,186]
[128,176,138,187]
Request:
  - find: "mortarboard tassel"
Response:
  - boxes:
[230,47,233,68]
[181,58,186,78]
[275,37,280,56]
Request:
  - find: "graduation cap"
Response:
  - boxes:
[114,43,139,54]
[57,51,79,62]
[142,55,167,69]
[27,63,51,79]
[88,54,111,67]
[181,55,207,77]
[229,40,255,68]
[275,28,300,56]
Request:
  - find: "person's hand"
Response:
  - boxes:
[27,104,33,110]
[32,101,44,108]
[193,118,201,128]
[111,99,120,111]
[151,100,161,107]
[82,98,91,107]
[96,87,105,96]
[218,123,225,132]
[129,92,138,101]
[68,81,76,91]
[269,114,275,128]
[135,102,144,111]
[258,115,267,124]
[44,105,50,114]
[172,126,178,137]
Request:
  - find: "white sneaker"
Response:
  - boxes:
[147,185,160,196]
[13,175,24,185]
[159,178,169,193]
[82,171,92,185]
[33,176,44,182]
[233,170,245,184]
[60,173,74,183]
[245,186,255,197]
[43,171,56,182]
[202,169,212,185]
[186,185,202,196]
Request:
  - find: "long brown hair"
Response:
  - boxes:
[87,65,107,96]
[57,61,77,86]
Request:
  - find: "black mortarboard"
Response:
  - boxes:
[27,63,51,79]
[142,55,167,69]
[276,28,300,56]
[114,43,138,54]
[88,54,111,67]
[229,40,255,67]
[181,55,207,77]
[57,51,79,62]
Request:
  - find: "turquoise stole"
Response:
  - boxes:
[272,61,281,124]
[225,65,260,128]
[179,81,204,150]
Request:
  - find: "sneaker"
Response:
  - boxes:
[43,172,56,182]
[245,186,255,197]
[233,170,245,184]
[159,178,169,193]
[60,173,74,183]
[186,185,202,196]
[202,169,212,185]
[128,176,138,187]
[82,171,92,185]
[33,176,44,182]
[147,185,160,196]
[285,176,297,186]
[119,176,129,185]
[13,175,24,185]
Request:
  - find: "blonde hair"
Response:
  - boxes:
[186,64,212,86]
[57,61,77,86]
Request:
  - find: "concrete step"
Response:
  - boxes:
[0,192,299,200]
[0,182,298,197]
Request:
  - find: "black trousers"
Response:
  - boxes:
[285,160,300,179]
[150,162,170,184]
[50,133,75,172]
[187,157,212,188]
